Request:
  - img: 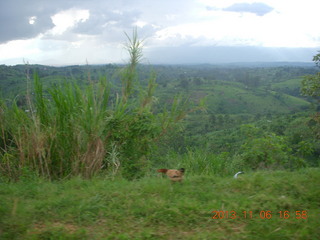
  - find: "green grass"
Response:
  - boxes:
[0,168,319,239]
[160,80,310,115]
[271,78,303,91]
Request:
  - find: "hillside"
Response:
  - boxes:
[0,63,319,164]
[2,63,315,114]
[165,79,310,114]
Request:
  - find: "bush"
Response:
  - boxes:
[240,133,306,170]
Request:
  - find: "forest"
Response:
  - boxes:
[0,37,319,239]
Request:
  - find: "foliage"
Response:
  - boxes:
[301,51,320,139]
[0,63,316,114]
[301,72,320,98]
[0,31,201,180]
[240,133,306,170]
[301,51,320,100]
[312,51,320,67]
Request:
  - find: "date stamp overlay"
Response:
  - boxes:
[211,210,308,220]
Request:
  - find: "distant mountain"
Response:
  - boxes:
[209,62,315,68]
[145,46,318,65]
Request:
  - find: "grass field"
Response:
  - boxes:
[0,168,319,239]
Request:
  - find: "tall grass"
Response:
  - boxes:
[154,148,247,177]
[0,72,112,180]
[0,31,202,181]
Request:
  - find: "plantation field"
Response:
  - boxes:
[0,168,319,239]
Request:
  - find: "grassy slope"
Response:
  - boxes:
[271,78,302,91]
[0,168,319,239]
[157,80,310,115]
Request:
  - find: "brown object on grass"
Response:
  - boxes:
[157,168,185,182]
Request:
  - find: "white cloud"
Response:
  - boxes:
[151,0,320,49]
[49,9,90,35]
[0,39,41,60]
[133,20,148,28]
[28,16,37,25]
[0,0,319,65]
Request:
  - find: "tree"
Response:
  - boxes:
[301,51,320,138]
[301,73,320,99]
[301,51,320,98]
[312,51,320,67]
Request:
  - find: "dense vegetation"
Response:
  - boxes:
[1,62,319,179]
[0,33,207,181]
[0,34,319,238]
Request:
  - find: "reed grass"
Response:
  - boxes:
[0,31,200,181]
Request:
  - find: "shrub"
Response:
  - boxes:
[240,133,306,170]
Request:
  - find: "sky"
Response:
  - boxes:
[0,0,319,65]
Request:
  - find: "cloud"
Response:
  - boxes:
[0,0,319,65]
[0,0,123,43]
[0,0,162,47]
[72,9,143,37]
[0,4,54,43]
[0,0,84,43]
[222,2,274,16]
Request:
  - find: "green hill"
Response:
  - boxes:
[0,63,313,115]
